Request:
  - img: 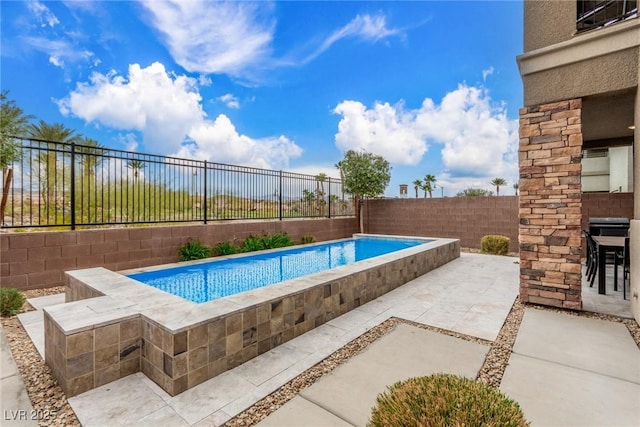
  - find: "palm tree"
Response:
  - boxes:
[412,179,422,198]
[77,137,103,175]
[490,177,507,196]
[125,159,145,221]
[315,173,327,214]
[423,174,437,198]
[28,121,77,221]
[76,137,103,221]
[126,159,145,181]
[0,91,33,222]
[513,182,519,196]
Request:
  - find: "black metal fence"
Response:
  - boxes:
[0,137,353,229]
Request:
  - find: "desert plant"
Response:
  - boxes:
[241,234,267,252]
[241,232,294,252]
[178,239,211,261]
[0,287,26,316]
[481,235,511,256]
[212,241,239,256]
[300,234,316,244]
[369,374,529,427]
[263,232,294,249]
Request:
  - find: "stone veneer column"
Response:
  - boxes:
[519,99,583,309]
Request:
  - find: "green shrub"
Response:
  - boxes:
[0,288,26,316]
[263,232,294,249]
[213,241,239,256]
[241,233,294,253]
[178,239,211,261]
[241,234,267,252]
[481,235,511,255]
[369,374,529,427]
[300,234,316,244]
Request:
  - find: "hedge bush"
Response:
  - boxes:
[0,287,26,316]
[481,235,510,255]
[369,374,529,427]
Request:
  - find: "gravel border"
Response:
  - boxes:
[2,286,638,427]
[1,286,79,427]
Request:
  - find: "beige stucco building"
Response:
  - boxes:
[516,0,639,321]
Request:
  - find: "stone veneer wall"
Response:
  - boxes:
[44,314,141,397]
[45,240,460,397]
[519,99,583,309]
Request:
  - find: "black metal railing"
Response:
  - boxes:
[0,137,353,229]
[577,0,637,33]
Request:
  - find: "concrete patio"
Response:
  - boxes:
[2,252,638,426]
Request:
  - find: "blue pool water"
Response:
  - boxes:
[127,237,430,303]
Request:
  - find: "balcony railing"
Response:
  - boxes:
[577,0,638,33]
[0,137,354,229]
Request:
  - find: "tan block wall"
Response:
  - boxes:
[0,218,357,291]
[362,197,520,252]
[519,99,583,309]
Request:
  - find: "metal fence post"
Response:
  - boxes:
[328,178,332,218]
[279,170,283,221]
[70,142,76,230]
[203,160,208,224]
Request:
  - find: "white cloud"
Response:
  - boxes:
[57,62,302,170]
[27,1,60,27]
[139,0,275,78]
[218,93,240,109]
[416,84,518,180]
[333,84,518,185]
[333,100,427,165]
[288,165,341,180]
[302,13,402,64]
[176,115,302,170]
[482,66,494,81]
[21,36,93,68]
[57,62,205,152]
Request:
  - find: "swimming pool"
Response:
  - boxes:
[47,234,459,398]
[127,237,429,303]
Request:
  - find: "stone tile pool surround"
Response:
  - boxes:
[43,234,460,398]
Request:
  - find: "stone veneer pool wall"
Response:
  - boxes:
[44,235,460,397]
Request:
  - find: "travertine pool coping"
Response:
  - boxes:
[44,234,460,397]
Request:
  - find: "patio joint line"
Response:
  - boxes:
[297,394,359,427]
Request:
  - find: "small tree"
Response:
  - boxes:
[456,188,494,197]
[336,150,391,232]
[513,182,519,195]
[490,177,507,196]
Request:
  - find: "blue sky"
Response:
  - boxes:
[1,0,523,197]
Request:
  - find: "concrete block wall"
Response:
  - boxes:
[581,193,634,229]
[363,197,520,252]
[0,218,357,291]
[519,99,583,309]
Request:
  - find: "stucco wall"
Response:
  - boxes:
[524,0,575,52]
[522,48,639,107]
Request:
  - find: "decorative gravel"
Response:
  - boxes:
[2,285,638,427]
